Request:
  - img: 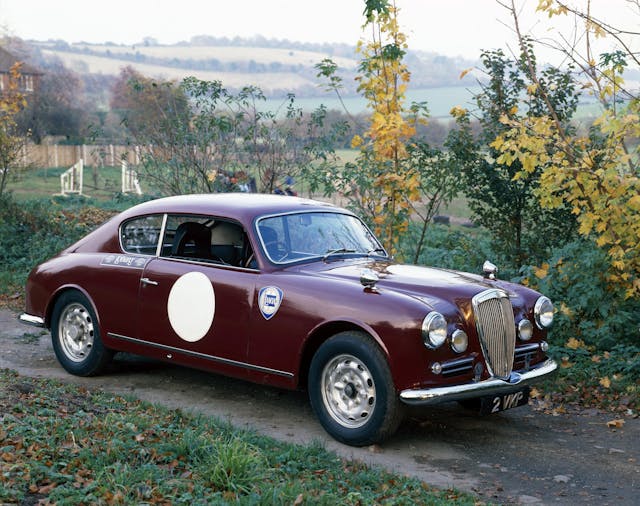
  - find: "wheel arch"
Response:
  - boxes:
[297,319,389,390]
[45,284,99,329]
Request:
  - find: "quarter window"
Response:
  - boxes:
[120,215,163,255]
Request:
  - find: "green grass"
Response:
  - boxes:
[7,165,146,202]
[0,369,475,505]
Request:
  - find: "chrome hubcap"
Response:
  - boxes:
[321,354,376,428]
[58,303,94,362]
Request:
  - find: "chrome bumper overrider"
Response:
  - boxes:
[399,358,558,406]
[19,313,45,327]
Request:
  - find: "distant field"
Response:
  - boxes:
[42,49,312,92]
[70,44,358,69]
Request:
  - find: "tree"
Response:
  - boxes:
[490,0,640,297]
[112,69,343,196]
[16,60,88,143]
[0,63,28,196]
[311,1,463,260]
[448,47,579,268]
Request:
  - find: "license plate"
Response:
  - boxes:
[479,387,530,415]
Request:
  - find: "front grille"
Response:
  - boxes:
[472,289,515,379]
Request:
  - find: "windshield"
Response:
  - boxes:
[257,212,386,264]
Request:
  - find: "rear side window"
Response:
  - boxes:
[120,215,163,255]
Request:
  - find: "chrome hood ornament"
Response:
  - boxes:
[360,268,379,290]
[483,260,498,280]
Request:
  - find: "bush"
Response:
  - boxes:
[0,194,114,294]
[399,222,496,275]
[521,238,640,350]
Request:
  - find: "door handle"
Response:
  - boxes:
[141,277,158,286]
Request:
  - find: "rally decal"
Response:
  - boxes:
[258,286,284,320]
[101,254,150,269]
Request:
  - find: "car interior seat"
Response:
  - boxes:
[171,221,212,259]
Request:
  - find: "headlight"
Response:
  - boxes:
[534,296,554,329]
[422,312,447,349]
[451,329,468,353]
[518,319,533,341]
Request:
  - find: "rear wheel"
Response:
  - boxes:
[308,331,402,446]
[51,290,112,376]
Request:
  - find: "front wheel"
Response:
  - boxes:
[308,331,402,446]
[51,290,112,376]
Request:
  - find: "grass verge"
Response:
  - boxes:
[0,369,478,505]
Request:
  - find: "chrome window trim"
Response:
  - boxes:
[156,255,260,273]
[108,332,293,378]
[255,209,387,265]
[155,213,168,257]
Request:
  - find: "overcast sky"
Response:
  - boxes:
[0,0,636,61]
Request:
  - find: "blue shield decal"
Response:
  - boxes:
[258,286,284,320]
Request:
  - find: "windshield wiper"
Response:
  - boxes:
[322,248,356,262]
[367,247,388,257]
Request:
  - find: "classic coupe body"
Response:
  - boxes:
[21,194,557,446]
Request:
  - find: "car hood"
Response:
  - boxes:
[300,259,509,310]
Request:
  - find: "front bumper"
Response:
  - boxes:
[399,358,558,406]
[19,313,45,328]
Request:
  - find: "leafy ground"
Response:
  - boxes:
[0,369,478,505]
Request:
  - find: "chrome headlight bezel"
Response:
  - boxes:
[450,329,468,353]
[534,296,554,329]
[518,319,534,341]
[422,312,447,349]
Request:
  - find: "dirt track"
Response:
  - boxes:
[1,309,638,505]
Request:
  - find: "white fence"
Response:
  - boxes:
[121,160,142,195]
[60,159,83,195]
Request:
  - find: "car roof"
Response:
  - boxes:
[118,193,346,225]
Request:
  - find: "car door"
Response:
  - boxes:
[98,214,163,342]
[135,215,258,380]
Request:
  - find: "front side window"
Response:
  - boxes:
[160,214,255,268]
[257,212,386,264]
[120,215,163,255]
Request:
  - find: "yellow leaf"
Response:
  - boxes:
[522,155,537,172]
[533,263,549,279]
[450,105,468,118]
[459,68,473,80]
[606,419,625,429]
[490,136,504,150]
[565,337,585,350]
[599,376,611,388]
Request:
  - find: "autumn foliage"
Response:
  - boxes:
[0,62,28,195]
[492,0,640,299]
[348,0,422,254]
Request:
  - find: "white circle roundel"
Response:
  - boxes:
[167,271,215,342]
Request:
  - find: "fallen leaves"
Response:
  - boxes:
[606,419,625,429]
[599,376,611,388]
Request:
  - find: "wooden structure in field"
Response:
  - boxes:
[121,160,142,195]
[60,159,83,195]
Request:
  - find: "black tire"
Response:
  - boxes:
[51,290,112,376]
[308,331,403,446]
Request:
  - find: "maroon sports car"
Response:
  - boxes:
[20,194,557,446]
